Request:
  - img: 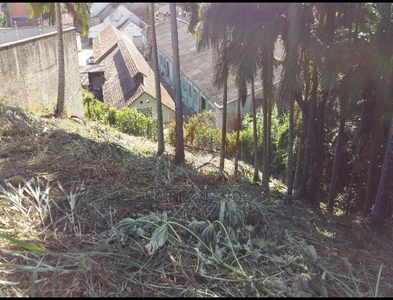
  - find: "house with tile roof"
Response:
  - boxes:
[92,24,175,125]
[141,18,283,131]
[88,3,143,49]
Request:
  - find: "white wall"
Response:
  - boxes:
[120,22,142,49]
[89,5,142,40]
[88,23,104,39]
[130,92,175,125]
[91,3,110,17]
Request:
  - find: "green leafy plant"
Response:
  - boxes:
[82,89,158,140]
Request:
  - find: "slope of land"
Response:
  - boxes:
[0,105,392,297]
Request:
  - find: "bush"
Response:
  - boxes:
[82,88,157,140]
[184,111,221,152]
[165,121,177,147]
[225,131,238,159]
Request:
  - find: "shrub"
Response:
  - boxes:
[82,89,157,140]
[184,111,221,152]
[165,121,177,147]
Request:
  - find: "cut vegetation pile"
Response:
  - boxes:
[0,105,392,297]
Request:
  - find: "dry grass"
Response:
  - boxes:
[0,104,393,297]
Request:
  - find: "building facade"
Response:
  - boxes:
[142,18,284,131]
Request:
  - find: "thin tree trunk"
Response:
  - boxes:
[287,95,294,195]
[294,55,310,192]
[149,3,165,155]
[371,116,393,224]
[306,89,328,206]
[235,95,241,176]
[170,3,185,165]
[294,113,307,191]
[251,79,259,182]
[364,101,381,216]
[55,2,65,117]
[299,64,318,200]
[261,51,269,193]
[328,115,345,212]
[220,37,228,170]
[267,103,272,180]
[345,120,361,215]
[262,88,269,191]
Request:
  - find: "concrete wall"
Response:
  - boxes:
[0,28,83,117]
[0,26,59,45]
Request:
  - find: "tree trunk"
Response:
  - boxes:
[55,2,65,117]
[294,112,307,191]
[328,115,345,212]
[149,3,165,155]
[251,79,259,182]
[262,88,269,192]
[364,101,381,216]
[371,116,393,223]
[261,52,269,193]
[235,95,241,176]
[267,102,272,180]
[287,94,294,195]
[306,89,328,206]
[345,121,361,215]
[170,3,185,165]
[220,37,228,170]
[299,64,318,200]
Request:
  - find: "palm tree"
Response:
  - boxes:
[280,3,301,196]
[27,3,91,118]
[257,4,283,193]
[226,4,266,183]
[325,39,367,212]
[210,35,229,171]
[170,3,185,165]
[196,3,234,171]
[148,3,165,155]
[53,3,65,117]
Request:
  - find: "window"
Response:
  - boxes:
[188,82,192,96]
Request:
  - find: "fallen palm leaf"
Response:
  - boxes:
[0,233,50,253]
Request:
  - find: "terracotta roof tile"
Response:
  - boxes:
[93,24,175,112]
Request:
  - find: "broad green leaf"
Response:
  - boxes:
[145,224,168,256]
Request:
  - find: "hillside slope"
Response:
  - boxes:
[0,105,392,297]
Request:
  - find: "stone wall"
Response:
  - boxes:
[0,28,83,117]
